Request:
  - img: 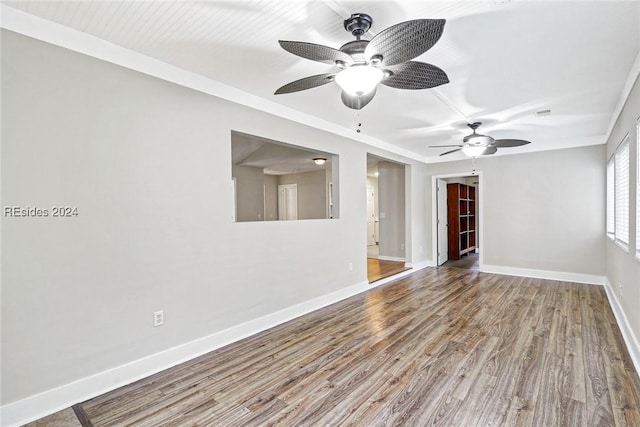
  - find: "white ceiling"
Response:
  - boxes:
[4,1,640,162]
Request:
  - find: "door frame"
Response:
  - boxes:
[436,178,448,266]
[431,171,484,270]
[278,183,298,220]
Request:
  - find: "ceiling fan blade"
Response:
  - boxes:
[492,139,531,148]
[439,148,462,156]
[341,89,376,110]
[483,146,498,155]
[279,40,353,65]
[364,19,446,66]
[381,61,449,89]
[274,73,336,95]
[428,144,463,148]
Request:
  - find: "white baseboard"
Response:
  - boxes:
[1,259,434,427]
[377,255,406,262]
[481,264,605,285]
[1,277,393,427]
[405,260,433,270]
[603,278,640,377]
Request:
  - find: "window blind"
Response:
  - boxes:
[607,158,615,238]
[615,136,630,248]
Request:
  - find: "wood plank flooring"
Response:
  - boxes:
[30,268,640,426]
[443,252,480,271]
[367,258,411,283]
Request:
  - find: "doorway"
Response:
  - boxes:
[432,172,483,271]
[366,154,411,282]
[366,184,379,258]
[278,184,298,220]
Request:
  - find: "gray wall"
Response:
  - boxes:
[605,73,640,349]
[425,145,606,275]
[0,30,431,405]
[232,164,264,222]
[378,161,406,259]
[264,174,278,221]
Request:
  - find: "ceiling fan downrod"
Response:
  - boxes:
[344,13,373,40]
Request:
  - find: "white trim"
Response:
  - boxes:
[404,260,433,270]
[604,50,640,144]
[481,264,605,286]
[430,171,484,270]
[0,4,425,164]
[603,278,640,377]
[377,255,406,262]
[615,239,630,253]
[0,276,395,426]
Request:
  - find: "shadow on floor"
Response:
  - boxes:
[442,252,479,271]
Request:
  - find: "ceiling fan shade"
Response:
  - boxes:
[275,13,448,109]
[430,122,531,157]
[334,65,384,95]
[461,145,486,157]
[341,89,377,110]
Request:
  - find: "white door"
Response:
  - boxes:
[278,184,298,220]
[437,179,449,265]
[367,185,376,246]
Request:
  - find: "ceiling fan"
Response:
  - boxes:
[275,13,449,109]
[429,122,531,157]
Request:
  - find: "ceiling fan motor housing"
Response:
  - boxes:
[344,13,373,37]
[463,122,494,145]
[339,40,368,63]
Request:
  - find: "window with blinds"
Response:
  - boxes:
[614,135,630,251]
[607,158,615,239]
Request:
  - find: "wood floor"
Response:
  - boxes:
[443,252,480,271]
[367,258,411,283]
[29,267,640,426]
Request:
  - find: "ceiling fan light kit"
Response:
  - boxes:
[275,13,449,109]
[461,145,487,157]
[334,65,384,95]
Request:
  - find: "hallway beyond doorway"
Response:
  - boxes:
[367,244,379,258]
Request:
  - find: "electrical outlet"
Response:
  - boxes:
[153,310,164,327]
[618,283,623,298]
[349,263,353,271]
